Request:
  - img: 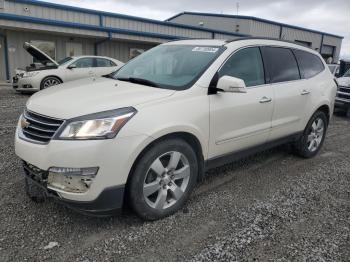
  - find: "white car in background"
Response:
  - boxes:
[13,42,124,93]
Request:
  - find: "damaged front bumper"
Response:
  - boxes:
[23,161,125,216]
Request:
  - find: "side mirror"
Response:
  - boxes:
[67,64,77,70]
[217,76,247,93]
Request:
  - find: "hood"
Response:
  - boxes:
[15,68,26,76]
[26,77,175,119]
[23,42,59,67]
[337,77,350,87]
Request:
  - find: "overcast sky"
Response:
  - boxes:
[44,0,349,60]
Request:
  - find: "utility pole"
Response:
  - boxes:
[236,2,239,15]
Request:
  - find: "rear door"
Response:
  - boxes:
[293,49,329,122]
[209,47,274,159]
[93,58,119,76]
[261,46,306,140]
[64,57,95,81]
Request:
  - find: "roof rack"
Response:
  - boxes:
[224,37,316,50]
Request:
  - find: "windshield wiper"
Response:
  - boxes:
[117,77,159,87]
[102,73,115,79]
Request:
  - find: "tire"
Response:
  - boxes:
[293,111,328,158]
[24,177,46,203]
[127,138,198,220]
[40,76,62,90]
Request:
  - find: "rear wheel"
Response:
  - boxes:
[40,76,62,90]
[293,111,327,158]
[127,138,198,220]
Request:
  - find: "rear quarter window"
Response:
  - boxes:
[293,49,325,79]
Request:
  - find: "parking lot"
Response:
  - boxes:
[0,85,349,261]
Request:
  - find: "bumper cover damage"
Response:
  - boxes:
[23,162,125,216]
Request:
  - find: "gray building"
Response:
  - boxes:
[0,0,343,82]
[167,12,343,63]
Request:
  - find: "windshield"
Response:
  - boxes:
[113,45,223,90]
[58,57,73,65]
[344,69,350,77]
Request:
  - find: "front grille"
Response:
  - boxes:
[339,86,350,94]
[337,86,350,101]
[21,110,64,143]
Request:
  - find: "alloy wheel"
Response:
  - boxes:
[307,117,325,152]
[143,151,190,210]
[43,78,60,89]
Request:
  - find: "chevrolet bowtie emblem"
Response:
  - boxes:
[21,117,30,129]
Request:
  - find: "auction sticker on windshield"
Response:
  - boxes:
[192,47,219,53]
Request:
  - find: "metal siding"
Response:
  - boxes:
[170,14,251,35]
[6,30,95,78]
[111,33,167,44]
[105,16,211,38]
[323,35,342,62]
[0,19,108,38]
[281,27,322,50]
[4,1,100,25]
[97,40,155,63]
[249,20,280,38]
[213,33,239,40]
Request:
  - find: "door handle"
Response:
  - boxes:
[301,90,310,95]
[259,96,272,103]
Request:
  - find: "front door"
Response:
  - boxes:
[64,57,95,82]
[209,47,274,159]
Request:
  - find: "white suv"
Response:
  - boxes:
[15,38,337,220]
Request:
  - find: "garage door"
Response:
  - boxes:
[322,45,335,56]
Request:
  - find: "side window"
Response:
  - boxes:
[261,47,300,83]
[95,58,116,67]
[293,50,325,79]
[70,58,94,68]
[219,47,265,87]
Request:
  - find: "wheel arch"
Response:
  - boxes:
[40,75,63,87]
[315,104,331,124]
[125,131,205,193]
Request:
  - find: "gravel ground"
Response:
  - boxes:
[0,86,350,261]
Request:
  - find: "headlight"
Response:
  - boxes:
[22,71,40,78]
[57,107,137,140]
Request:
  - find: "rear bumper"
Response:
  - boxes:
[23,163,125,216]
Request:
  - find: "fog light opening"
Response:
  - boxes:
[47,167,99,193]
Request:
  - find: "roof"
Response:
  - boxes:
[165,38,322,55]
[163,39,227,46]
[166,11,344,39]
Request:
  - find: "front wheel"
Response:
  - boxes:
[40,76,62,90]
[293,111,328,158]
[127,138,198,220]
